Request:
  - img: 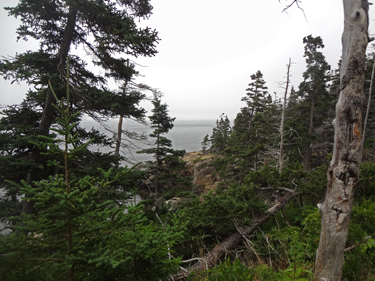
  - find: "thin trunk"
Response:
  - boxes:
[314,1,369,280]
[115,115,123,157]
[156,130,160,199]
[64,62,74,281]
[23,4,79,216]
[279,58,292,172]
[361,55,375,156]
[372,135,375,162]
[173,190,297,280]
[303,91,315,170]
[114,61,130,160]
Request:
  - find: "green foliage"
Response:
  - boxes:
[175,183,267,260]
[0,0,158,224]
[242,70,271,113]
[341,197,375,280]
[358,162,375,198]
[284,35,334,169]
[0,68,185,280]
[138,92,190,197]
[201,134,211,153]
[210,113,231,154]
[187,259,256,281]
[188,258,313,281]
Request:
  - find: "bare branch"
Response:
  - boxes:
[279,0,307,22]
[344,236,372,252]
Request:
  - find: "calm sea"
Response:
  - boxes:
[0,119,216,235]
[81,119,216,165]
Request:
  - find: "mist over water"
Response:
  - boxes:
[81,119,216,165]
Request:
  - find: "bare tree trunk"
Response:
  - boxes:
[279,58,292,173]
[314,1,369,280]
[303,91,315,170]
[361,55,375,158]
[173,190,297,280]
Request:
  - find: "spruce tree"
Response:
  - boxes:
[0,0,157,217]
[0,69,186,281]
[138,92,188,199]
[295,35,332,169]
[210,113,231,154]
[237,71,276,171]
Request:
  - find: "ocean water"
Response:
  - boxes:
[0,119,216,234]
[81,119,216,165]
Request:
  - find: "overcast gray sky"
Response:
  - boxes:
[1,0,375,120]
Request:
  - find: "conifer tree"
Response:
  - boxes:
[138,92,188,198]
[0,0,157,216]
[1,0,157,133]
[0,67,185,281]
[201,134,211,154]
[210,113,231,154]
[241,70,271,130]
[296,35,331,169]
[235,71,277,171]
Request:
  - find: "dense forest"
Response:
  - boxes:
[0,1,375,281]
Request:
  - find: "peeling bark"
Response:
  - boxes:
[173,191,297,280]
[314,1,369,280]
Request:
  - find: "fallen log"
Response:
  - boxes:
[173,190,298,280]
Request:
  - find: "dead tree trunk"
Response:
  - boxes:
[279,58,292,172]
[173,190,297,280]
[361,55,375,158]
[303,90,315,170]
[314,1,369,280]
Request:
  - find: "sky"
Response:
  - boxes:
[1,0,375,121]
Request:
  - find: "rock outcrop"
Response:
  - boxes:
[183,151,219,194]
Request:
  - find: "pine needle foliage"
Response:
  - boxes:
[0,62,186,281]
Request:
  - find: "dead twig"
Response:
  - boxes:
[344,236,372,252]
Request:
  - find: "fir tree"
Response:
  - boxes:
[210,113,231,154]
[201,134,211,154]
[0,0,157,217]
[138,92,188,199]
[288,35,332,169]
[0,68,186,281]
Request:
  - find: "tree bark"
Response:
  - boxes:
[314,1,369,280]
[279,58,292,172]
[173,190,297,280]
